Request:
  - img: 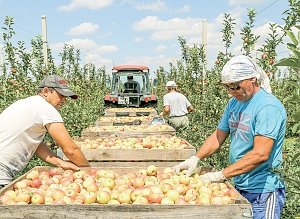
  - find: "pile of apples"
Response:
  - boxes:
[105,108,156,113]
[96,116,152,123]
[84,125,174,133]
[75,136,190,149]
[0,166,240,205]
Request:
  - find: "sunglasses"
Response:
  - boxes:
[223,81,242,91]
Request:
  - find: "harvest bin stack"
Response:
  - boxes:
[58,107,195,167]
[0,107,252,219]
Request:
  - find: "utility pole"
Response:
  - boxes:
[202,19,207,78]
[41,15,48,74]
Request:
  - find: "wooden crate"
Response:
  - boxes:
[81,125,176,138]
[95,116,152,126]
[57,136,196,163]
[104,107,158,117]
[0,166,252,219]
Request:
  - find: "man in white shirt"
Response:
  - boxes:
[160,81,194,130]
[0,74,90,187]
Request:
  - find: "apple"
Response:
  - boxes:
[130,188,143,202]
[179,175,190,185]
[86,183,99,193]
[68,182,81,193]
[15,192,30,203]
[148,193,164,204]
[52,188,65,201]
[132,178,144,189]
[30,178,42,188]
[174,184,187,195]
[225,188,240,199]
[138,169,147,177]
[0,195,13,205]
[175,197,188,204]
[73,171,85,180]
[84,191,97,204]
[146,165,157,176]
[184,189,199,202]
[31,193,45,204]
[105,170,116,180]
[166,189,180,202]
[132,196,148,204]
[117,191,131,204]
[97,191,111,204]
[161,183,173,194]
[49,168,63,177]
[161,197,175,204]
[26,170,39,180]
[211,196,224,205]
[63,169,74,178]
[108,199,120,205]
[4,190,17,200]
[101,178,115,190]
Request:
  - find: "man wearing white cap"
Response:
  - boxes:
[0,74,90,188]
[160,81,194,130]
[174,55,286,218]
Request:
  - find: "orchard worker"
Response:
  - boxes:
[160,81,194,130]
[0,74,90,188]
[174,55,286,219]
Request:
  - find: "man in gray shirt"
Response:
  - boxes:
[160,81,194,130]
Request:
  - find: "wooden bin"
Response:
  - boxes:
[57,136,196,167]
[104,107,158,117]
[81,125,176,138]
[0,166,252,219]
[95,116,152,126]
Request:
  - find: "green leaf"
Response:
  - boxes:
[275,58,300,68]
[286,30,298,46]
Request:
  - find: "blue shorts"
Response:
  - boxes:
[236,188,286,219]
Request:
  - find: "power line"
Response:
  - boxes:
[256,0,280,15]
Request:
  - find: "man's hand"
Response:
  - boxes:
[57,159,80,171]
[199,170,226,182]
[173,156,200,176]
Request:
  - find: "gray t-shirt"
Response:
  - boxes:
[163,92,191,117]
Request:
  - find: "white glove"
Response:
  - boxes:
[173,156,200,176]
[199,170,226,182]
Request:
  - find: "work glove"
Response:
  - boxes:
[199,170,226,182]
[173,155,200,177]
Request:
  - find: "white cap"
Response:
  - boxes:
[166,81,176,87]
[221,55,272,93]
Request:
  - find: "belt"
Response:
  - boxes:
[169,114,187,118]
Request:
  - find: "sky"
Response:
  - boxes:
[0,0,292,76]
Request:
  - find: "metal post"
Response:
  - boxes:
[41,15,48,73]
[202,19,207,78]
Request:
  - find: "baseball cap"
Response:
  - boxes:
[166,81,176,87]
[38,75,78,99]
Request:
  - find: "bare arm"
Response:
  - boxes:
[195,129,229,159]
[46,122,90,167]
[187,105,194,113]
[161,105,170,116]
[35,142,82,170]
[223,135,274,178]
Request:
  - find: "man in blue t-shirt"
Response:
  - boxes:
[174,55,286,219]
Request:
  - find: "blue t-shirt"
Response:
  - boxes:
[218,89,286,193]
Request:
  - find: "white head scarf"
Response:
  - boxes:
[221,55,272,93]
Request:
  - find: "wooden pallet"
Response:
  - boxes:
[81,125,176,138]
[0,166,252,219]
[104,108,158,117]
[57,137,196,162]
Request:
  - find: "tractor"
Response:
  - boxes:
[104,65,157,108]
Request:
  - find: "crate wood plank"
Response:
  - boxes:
[88,161,184,168]
[58,136,195,161]
[0,204,252,219]
[0,166,252,219]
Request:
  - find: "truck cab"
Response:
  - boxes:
[104,65,157,108]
